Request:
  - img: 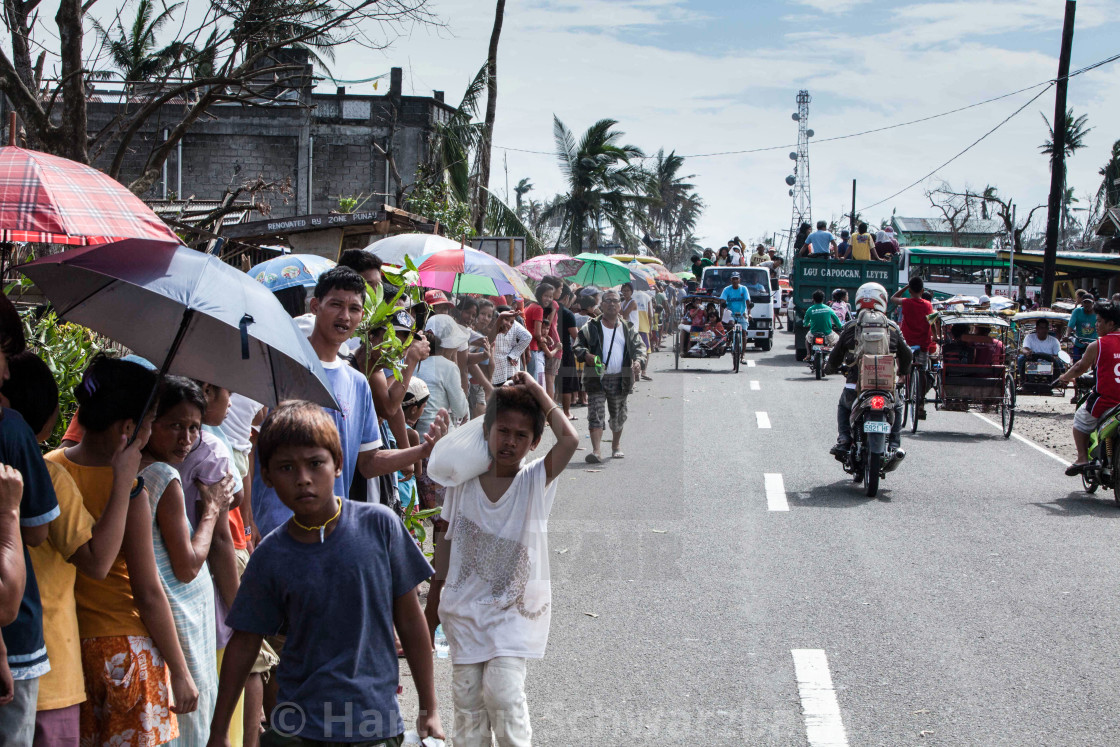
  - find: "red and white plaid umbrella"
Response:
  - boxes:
[0,147,180,245]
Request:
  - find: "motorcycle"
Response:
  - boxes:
[807,335,831,380]
[838,354,904,497]
[1079,403,1120,504]
[1017,353,1069,396]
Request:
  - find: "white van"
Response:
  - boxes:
[699,266,774,351]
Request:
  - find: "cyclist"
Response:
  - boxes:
[890,276,935,420]
[719,272,753,361]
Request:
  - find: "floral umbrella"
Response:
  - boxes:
[516,253,581,282]
[247,254,336,292]
[418,248,534,299]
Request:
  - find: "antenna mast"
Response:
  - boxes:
[786,90,813,259]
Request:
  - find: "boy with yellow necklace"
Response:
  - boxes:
[208,402,444,746]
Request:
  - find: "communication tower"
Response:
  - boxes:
[785,90,813,259]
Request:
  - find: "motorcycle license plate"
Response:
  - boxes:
[863,421,891,434]
[1027,362,1053,375]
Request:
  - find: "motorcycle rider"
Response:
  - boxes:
[1017,319,1064,380]
[1055,300,1120,475]
[805,289,842,351]
[825,282,912,460]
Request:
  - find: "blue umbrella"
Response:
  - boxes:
[248,253,336,291]
[19,240,339,410]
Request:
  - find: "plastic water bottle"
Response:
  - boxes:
[433,625,449,659]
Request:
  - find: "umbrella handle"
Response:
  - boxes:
[128,308,196,447]
[239,314,254,360]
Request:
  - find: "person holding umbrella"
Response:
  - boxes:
[251,268,450,538]
[573,290,647,463]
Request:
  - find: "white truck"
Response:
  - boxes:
[700,266,775,351]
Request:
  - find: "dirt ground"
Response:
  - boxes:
[1013,392,1077,463]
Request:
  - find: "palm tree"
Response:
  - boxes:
[212,0,341,74]
[643,149,697,257]
[1096,139,1120,212]
[513,177,533,216]
[92,0,189,86]
[542,116,648,252]
[1041,108,1091,160]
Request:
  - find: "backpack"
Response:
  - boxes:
[853,309,893,358]
[853,309,895,390]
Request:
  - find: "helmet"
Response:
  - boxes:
[854,282,888,313]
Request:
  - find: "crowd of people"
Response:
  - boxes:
[0,244,686,747]
[792,220,901,262]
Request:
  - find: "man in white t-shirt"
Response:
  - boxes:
[1018,318,1064,379]
[572,290,647,463]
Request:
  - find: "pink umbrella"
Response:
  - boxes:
[516,253,581,282]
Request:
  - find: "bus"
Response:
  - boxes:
[899,246,1040,299]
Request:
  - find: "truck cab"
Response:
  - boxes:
[700,266,775,351]
[790,256,900,359]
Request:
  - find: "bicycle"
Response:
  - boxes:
[906,346,934,434]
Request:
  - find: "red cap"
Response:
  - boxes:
[424,289,450,305]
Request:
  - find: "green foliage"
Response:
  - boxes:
[21,311,105,449]
[403,502,442,554]
[337,193,373,214]
[355,256,424,380]
[406,181,475,241]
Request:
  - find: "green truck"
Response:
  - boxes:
[789,257,901,359]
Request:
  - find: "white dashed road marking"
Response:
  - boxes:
[972,413,1071,467]
[747,359,757,367]
[750,380,761,390]
[764,473,788,511]
[756,412,771,429]
[792,649,850,747]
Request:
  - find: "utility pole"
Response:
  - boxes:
[850,179,857,234]
[1041,0,1076,307]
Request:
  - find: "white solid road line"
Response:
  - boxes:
[756,412,771,429]
[750,380,761,390]
[747,359,757,367]
[972,413,1071,467]
[791,649,850,747]
[764,473,788,511]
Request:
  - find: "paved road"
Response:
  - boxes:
[404,329,1120,746]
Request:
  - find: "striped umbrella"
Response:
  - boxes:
[418,248,534,299]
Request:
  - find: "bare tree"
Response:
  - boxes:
[0,0,437,194]
[926,182,972,247]
[938,184,1044,253]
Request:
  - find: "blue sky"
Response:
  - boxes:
[333,0,1120,249]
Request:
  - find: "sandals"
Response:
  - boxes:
[585,453,603,464]
[611,451,625,459]
[1065,462,1088,476]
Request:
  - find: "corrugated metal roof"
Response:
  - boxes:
[894,216,1002,235]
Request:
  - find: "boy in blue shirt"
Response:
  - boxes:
[251,268,449,536]
[210,402,444,746]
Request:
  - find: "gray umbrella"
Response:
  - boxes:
[19,239,339,410]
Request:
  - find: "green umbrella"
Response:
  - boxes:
[570,252,631,287]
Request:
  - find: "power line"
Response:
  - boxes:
[857,84,1054,212]
[491,49,1120,162]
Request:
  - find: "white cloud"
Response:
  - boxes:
[790,0,872,14]
[335,0,1120,254]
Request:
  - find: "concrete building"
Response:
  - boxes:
[87,56,454,220]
